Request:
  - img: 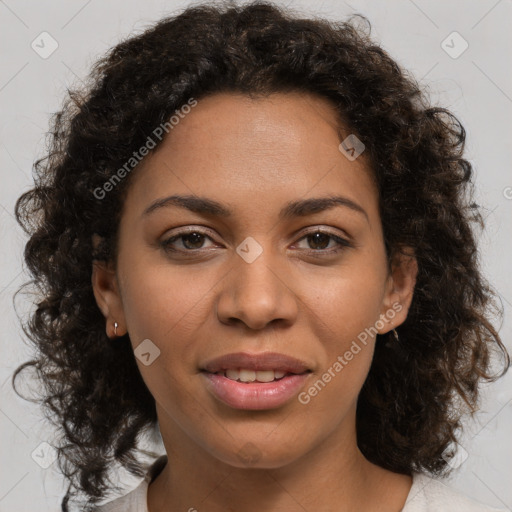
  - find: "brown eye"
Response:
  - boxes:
[160,230,216,252]
[305,232,331,250]
[179,232,207,250]
[294,230,353,255]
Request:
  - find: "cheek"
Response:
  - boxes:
[312,262,387,344]
[119,257,214,344]
[297,293,379,427]
[117,269,211,417]
[304,265,387,395]
[117,258,224,409]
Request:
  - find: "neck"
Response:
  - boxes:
[147,406,412,512]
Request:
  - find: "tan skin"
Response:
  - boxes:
[92,92,418,511]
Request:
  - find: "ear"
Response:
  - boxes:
[377,247,418,335]
[91,234,127,339]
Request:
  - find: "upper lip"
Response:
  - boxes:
[201,352,311,374]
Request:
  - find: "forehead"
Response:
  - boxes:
[123,92,378,223]
[151,92,355,166]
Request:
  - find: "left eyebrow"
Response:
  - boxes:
[141,194,369,223]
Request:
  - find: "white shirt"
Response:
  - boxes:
[94,455,507,511]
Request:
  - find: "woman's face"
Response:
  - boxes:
[93,92,416,468]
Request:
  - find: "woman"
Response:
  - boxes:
[12,2,509,511]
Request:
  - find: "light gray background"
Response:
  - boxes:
[1,0,511,510]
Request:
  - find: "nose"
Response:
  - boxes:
[216,246,299,330]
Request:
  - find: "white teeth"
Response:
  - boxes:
[239,369,256,382]
[221,369,289,382]
[255,370,274,382]
[226,369,240,380]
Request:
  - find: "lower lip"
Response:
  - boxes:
[202,372,309,410]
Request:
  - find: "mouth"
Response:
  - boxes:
[201,351,311,375]
[207,368,298,383]
[200,352,312,410]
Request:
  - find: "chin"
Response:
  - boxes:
[208,438,309,470]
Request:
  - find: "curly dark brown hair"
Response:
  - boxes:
[12,1,509,510]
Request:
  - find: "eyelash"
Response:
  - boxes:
[159,227,353,257]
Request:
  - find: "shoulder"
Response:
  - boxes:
[92,455,168,512]
[403,472,507,512]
